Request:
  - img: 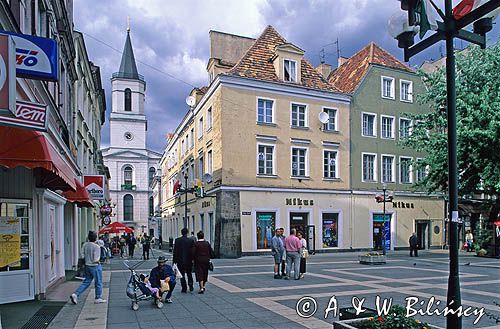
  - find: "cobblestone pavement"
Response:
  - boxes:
[47,249,500,329]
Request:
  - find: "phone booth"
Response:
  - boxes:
[307,225,316,255]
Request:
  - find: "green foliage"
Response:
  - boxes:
[357,305,431,329]
[400,44,500,199]
[473,221,492,252]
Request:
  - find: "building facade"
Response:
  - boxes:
[102,29,161,234]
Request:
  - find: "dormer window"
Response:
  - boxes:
[284,59,297,82]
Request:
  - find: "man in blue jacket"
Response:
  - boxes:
[149,256,176,303]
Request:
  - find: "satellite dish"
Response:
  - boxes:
[185,96,196,107]
[318,112,329,124]
[203,173,213,183]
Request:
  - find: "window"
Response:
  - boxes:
[190,161,195,183]
[291,147,307,177]
[416,158,427,183]
[149,196,154,216]
[257,98,274,124]
[198,117,203,138]
[323,108,337,131]
[257,144,274,175]
[291,103,307,127]
[124,166,133,184]
[190,128,194,148]
[381,115,395,139]
[0,202,30,272]
[400,80,413,102]
[362,113,376,137]
[399,118,412,139]
[181,140,185,154]
[207,108,212,130]
[149,167,156,184]
[284,59,297,82]
[207,150,213,174]
[323,150,338,179]
[400,157,413,184]
[198,154,204,178]
[124,88,132,111]
[322,213,339,248]
[362,153,377,182]
[381,76,395,99]
[200,214,205,234]
[256,212,275,249]
[185,135,189,152]
[123,194,134,221]
[381,155,395,183]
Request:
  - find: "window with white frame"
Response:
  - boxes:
[323,108,337,131]
[416,158,427,183]
[323,150,338,179]
[257,144,274,175]
[190,128,194,148]
[400,157,413,184]
[198,154,204,178]
[257,98,274,124]
[291,147,307,177]
[198,117,203,138]
[400,80,413,102]
[362,113,376,137]
[181,140,185,155]
[291,103,307,127]
[185,135,189,152]
[207,150,213,174]
[284,59,297,82]
[381,115,395,139]
[399,118,412,139]
[381,155,395,183]
[207,107,213,130]
[362,153,377,182]
[190,161,195,183]
[381,76,395,99]
[123,166,133,185]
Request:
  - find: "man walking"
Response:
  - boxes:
[70,231,106,304]
[173,228,195,293]
[142,233,151,260]
[409,232,419,257]
[149,256,176,303]
[271,228,285,279]
[128,234,137,258]
[284,228,302,280]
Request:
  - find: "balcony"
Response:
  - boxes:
[121,184,136,191]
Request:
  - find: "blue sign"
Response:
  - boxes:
[0,30,58,81]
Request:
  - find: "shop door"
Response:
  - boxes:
[290,212,308,236]
[416,221,429,249]
[0,201,34,303]
[372,214,391,250]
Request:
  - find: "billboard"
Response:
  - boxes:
[0,30,58,81]
[0,34,16,115]
[83,175,105,200]
[0,100,47,131]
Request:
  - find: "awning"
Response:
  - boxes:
[0,126,76,191]
[99,221,134,235]
[62,178,94,207]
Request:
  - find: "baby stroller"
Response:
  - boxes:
[124,261,163,310]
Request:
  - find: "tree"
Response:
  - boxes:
[400,44,500,221]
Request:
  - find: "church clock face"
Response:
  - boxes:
[124,132,133,141]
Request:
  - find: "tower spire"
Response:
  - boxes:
[127,16,130,32]
[114,22,141,81]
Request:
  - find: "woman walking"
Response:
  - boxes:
[297,231,307,279]
[193,231,215,294]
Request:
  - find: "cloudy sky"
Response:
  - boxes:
[73,0,499,152]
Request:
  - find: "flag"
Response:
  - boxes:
[416,0,438,38]
[453,0,483,20]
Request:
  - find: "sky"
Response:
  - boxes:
[73,0,499,153]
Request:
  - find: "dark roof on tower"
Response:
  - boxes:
[114,31,142,81]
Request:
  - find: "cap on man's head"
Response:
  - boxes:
[157,256,166,263]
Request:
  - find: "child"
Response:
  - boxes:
[139,274,160,299]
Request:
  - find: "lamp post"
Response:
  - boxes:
[184,173,188,229]
[382,183,388,255]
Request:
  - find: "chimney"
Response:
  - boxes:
[316,63,332,79]
[338,56,349,67]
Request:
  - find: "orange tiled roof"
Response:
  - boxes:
[328,42,413,94]
[226,26,339,93]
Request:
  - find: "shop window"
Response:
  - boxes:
[123,194,134,221]
[0,203,30,272]
[322,213,338,248]
[256,212,275,249]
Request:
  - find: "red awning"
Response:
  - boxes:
[62,178,94,207]
[99,221,134,235]
[0,126,76,191]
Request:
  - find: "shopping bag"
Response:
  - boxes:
[172,264,182,279]
[160,279,169,293]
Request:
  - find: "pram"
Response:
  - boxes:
[124,261,163,310]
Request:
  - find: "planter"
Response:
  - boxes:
[333,317,372,329]
[359,254,386,265]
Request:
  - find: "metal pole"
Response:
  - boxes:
[184,173,188,229]
[444,0,461,327]
[382,184,387,255]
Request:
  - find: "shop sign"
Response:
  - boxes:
[0,30,58,81]
[241,211,251,216]
[286,198,314,206]
[392,201,414,209]
[202,201,211,208]
[0,216,20,268]
[84,175,105,200]
[102,216,111,226]
[0,100,47,131]
[0,34,16,115]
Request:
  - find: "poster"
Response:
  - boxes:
[256,212,275,249]
[0,216,20,268]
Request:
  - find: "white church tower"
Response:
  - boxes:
[102,27,162,235]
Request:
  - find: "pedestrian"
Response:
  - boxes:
[70,231,106,304]
[465,230,474,252]
[297,231,307,279]
[279,227,287,277]
[149,256,176,303]
[142,233,151,260]
[173,228,195,293]
[193,231,215,294]
[190,231,197,242]
[271,228,285,279]
[119,235,127,257]
[409,232,419,257]
[128,234,137,258]
[158,235,163,249]
[284,228,302,280]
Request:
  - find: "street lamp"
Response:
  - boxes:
[382,183,388,255]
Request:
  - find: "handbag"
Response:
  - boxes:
[208,260,214,271]
[172,264,182,279]
[301,249,309,258]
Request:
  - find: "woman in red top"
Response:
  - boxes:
[193,231,215,294]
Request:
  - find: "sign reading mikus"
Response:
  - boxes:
[84,175,105,200]
[0,100,47,131]
[0,34,16,115]
[0,30,58,81]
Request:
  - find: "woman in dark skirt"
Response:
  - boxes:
[193,231,214,294]
[297,231,307,279]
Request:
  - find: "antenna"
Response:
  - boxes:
[319,48,325,64]
[334,38,341,62]
[127,16,130,32]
